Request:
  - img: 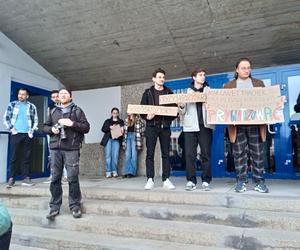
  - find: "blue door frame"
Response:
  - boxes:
[7,81,51,180]
[166,64,300,180]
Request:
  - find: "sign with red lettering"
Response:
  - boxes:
[206,85,285,124]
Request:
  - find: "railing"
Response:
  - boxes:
[0,131,10,135]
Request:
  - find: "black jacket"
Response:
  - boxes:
[100,117,124,147]
[140,85,177,128]
[43,103,90,150]
[295,93,300,112]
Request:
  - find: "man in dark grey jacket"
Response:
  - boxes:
[43,88,90,219]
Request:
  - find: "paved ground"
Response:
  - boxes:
[2,176,298,198]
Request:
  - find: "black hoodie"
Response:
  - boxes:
[140,85,177,128]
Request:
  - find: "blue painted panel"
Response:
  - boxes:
[167,64,300,179]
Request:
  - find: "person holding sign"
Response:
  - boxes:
[140,68,177,190]
[122,114,145,178]
[100,108,124,178]
[178,68,215,191]
[224,58,269,193]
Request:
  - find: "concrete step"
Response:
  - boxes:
[12,224,224,250]
[2,183,300,213]
[3,196,300,232]
[10,244,47,250]
[9,207,300,249]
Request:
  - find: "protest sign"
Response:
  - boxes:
[159,92,206,105]
[206,85,284,124]
[127,104,178,116]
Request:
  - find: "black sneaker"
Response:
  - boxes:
[6,177,15,188]
[235,182,246,193]
[72,209,82,219]
[254,183,269,193]
[22,177,35,187]
[46,210,59,220]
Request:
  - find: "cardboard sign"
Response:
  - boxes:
[206,85,285,124]
[159,92,206,105]
[127,104,178,116]
[110,124,123,139]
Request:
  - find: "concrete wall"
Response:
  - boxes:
[72,87,121,144]
[72,86,121,176]
[0,32,61,182]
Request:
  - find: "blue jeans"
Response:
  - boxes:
[105,139,120,175]
[124,132,137,175]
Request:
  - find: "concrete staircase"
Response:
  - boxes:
[1,177,300,250]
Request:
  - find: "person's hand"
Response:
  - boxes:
[11,128,18,135]
[147,113,155,120]
[51,126,60,134]
[177,103,185,109]
[277,96,286,108]
[110,124,116,130]
[58,118,74,127]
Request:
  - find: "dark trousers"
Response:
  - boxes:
[9,133,33,178]
[184,125,212,184]
[232,126,264,184]
[49,149,81,212]
[145,126,171,181]
[0,222,12,250]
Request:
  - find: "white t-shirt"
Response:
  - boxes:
[236,78,253,89]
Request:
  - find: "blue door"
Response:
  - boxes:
[166,64,300,179]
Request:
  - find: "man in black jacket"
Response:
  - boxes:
[43,88,90,219]
[140,68,177,190]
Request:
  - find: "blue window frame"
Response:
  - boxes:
[166,64,300,179]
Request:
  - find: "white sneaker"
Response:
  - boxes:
[106,172,112,178]
[62,176,68,183]
[112,172,118,178]
[144,178,154,190]
[185,181,196,191]
[163,178,176,190]
[202,181,211,191]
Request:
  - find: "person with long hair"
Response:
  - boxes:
[224,58,269,193]
[100,108,124,178]
[122,114,145,178]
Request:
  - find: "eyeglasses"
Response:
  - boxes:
[239,67,251,71]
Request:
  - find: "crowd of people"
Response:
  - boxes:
[2,57,285,233]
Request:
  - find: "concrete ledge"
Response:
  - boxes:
[12,225,221,250]
[9,208,300,249]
